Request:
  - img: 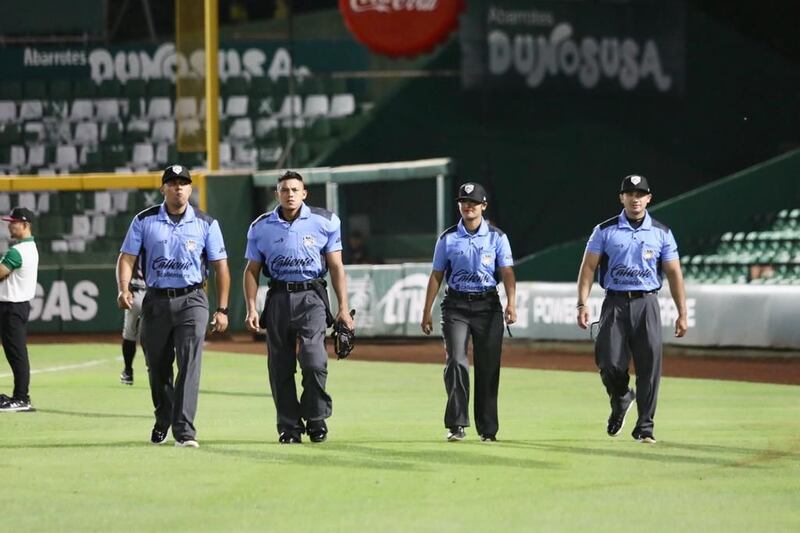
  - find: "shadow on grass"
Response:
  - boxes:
[0,440,151,449]
[198,443,420,472]
[199,389,270,399]
[35,408,151,420]
[195,439,554,472]
[500,439,797,468]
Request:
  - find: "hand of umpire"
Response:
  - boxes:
[335,308,355,332]
[210,311,229,333]
[117,290,134,310]
[577,306,590,329]
[420,311,433,335]
[504,304,517,325]
[674,315,688,338]
[244,310,260,333]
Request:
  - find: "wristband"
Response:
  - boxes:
[216,307,229,315]
[576,303,586,309]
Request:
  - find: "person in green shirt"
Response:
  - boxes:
[0,207,39,412]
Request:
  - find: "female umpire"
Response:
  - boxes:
[421,182,516,442]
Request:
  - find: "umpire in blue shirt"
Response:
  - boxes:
[577,175,688,444]
[421,182,517,442]
[243,170,354,444]
[117,164,231,448]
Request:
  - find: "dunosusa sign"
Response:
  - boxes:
[339,0,464,57]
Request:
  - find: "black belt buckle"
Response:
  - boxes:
[286,281,305,293]
[167,288,179,298]
[466,292,480,302]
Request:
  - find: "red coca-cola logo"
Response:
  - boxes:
[340,0,464,57]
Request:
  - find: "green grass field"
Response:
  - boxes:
[1,344,798,532]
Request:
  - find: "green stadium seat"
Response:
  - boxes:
[73,79,97,99]
[0,81,22,100]
[23,80,47,100]
[0,123,22,145]
[223,76,249,96]
[97,80,121,98]
[250,76,274,97]
[48,79,72,101]
[123,80,147,99]
[147,79,172,98]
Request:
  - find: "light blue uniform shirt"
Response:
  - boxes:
[245,203,342,281]
[121,203,227,288]
[586,209,679,291]
[432,218,514,293]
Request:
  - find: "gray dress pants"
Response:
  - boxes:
[594,292,662,434]
[441,294,505,436]
[140,289,208,440]
[263,288,331,434]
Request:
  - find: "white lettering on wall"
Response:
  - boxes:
[30,281,100,322]
[488,23,672,91]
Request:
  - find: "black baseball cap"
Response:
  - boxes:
[620,174,651,194]
[1,207,34,223]
[457,182,488,203]
[162,164,192,184]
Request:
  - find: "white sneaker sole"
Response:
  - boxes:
[175,440,200,448]
[0,405,35,412]
[636,436,657,444]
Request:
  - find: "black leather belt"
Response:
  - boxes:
[446,288,498,302]
[147,283,204,298]
[606,289,658,299]
[269,279,325,293]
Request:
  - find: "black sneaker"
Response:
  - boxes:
[120,369,134,385]
[447,426,466,441]
[607,388,636,437]
[632,430,657,444]
[307,420,328,443]
[480,434,497,442]
[150,427,168,445]
[0,397,35,412]
[278,431,302,444]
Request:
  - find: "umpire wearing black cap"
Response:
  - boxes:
[576,175,688,444]
[421,182,516,442]
[117,164,230,448]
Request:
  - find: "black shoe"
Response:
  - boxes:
[120,369,134,385]
[278,431,302,444]
[447,426,466,441]
[632,429,657,444]
[480,434,497,442]
[150,427,168,445]
[0,396,35,412]
[607,388,636,437]
[307,420,328,443]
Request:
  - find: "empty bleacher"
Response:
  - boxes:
[681,208,800,284]
[0,75,365,175]
[0,189,162,265]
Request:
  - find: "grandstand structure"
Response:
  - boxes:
[682,208,800,285]
[0,76,364,175]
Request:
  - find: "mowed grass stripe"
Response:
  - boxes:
[0,345,798,532]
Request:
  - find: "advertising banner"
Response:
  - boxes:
[461,0,686,94]
[3,40,369,83]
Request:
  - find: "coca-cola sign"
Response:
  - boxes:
[340,0,464,57]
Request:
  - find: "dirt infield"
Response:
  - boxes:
[32,333,800,386]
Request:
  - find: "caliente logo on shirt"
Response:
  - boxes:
[152,257,193,270]
[451,269,495,285]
